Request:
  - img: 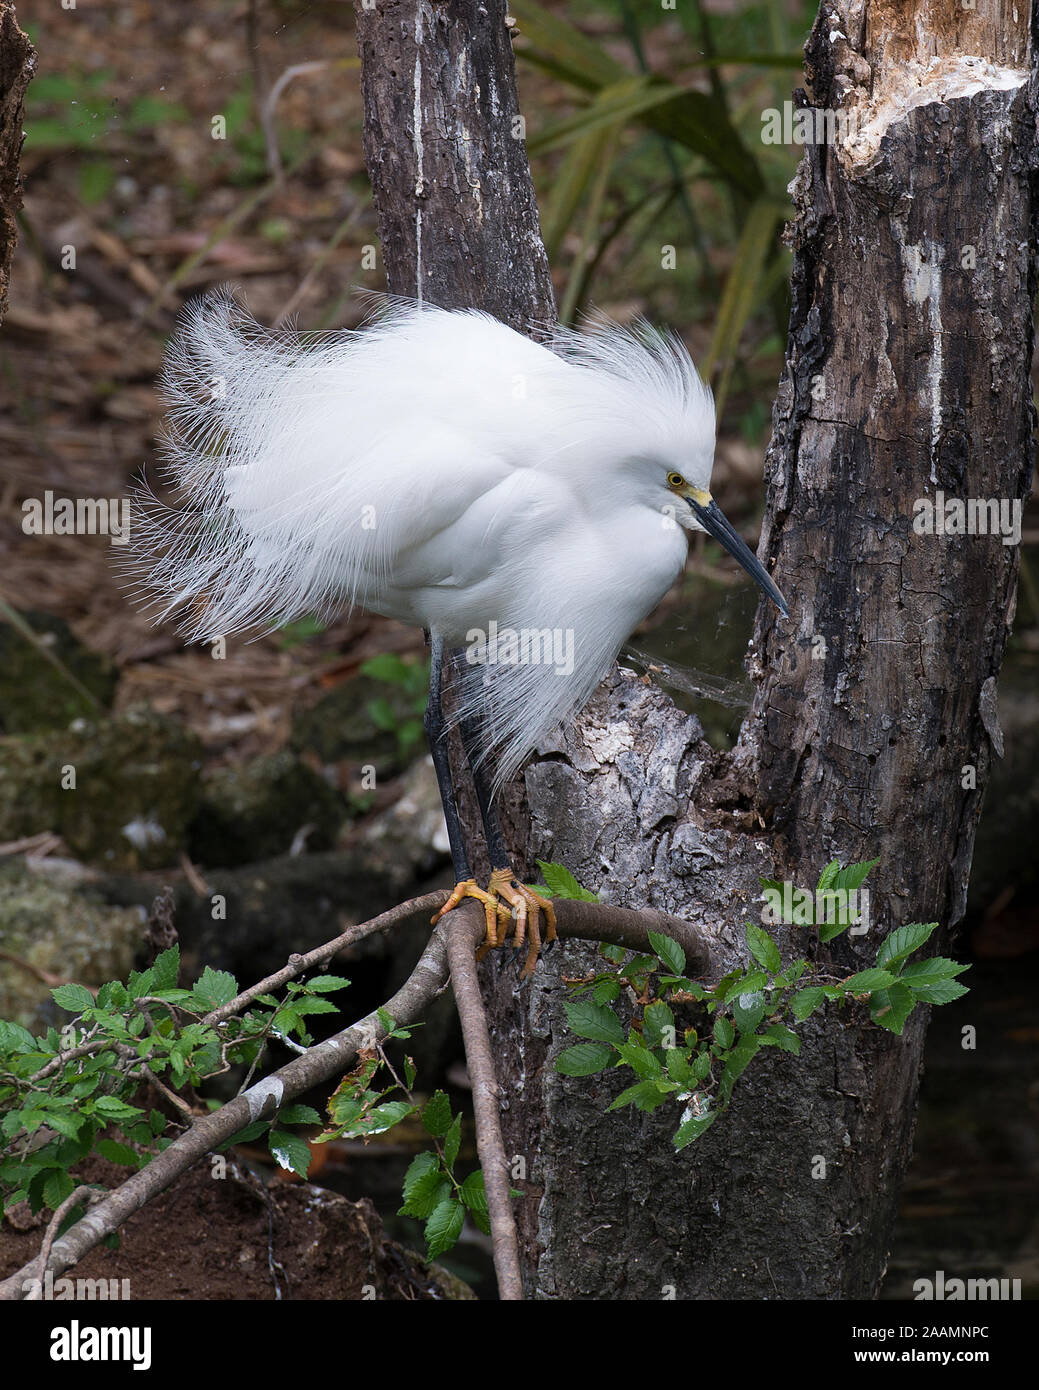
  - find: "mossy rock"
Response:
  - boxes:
[188,750,345,868]
[0,862,145,1031]
[0,611,117,734]
[0,706,201,869]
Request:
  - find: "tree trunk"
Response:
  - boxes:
[0,3,35,328]
[353,0,1037,1298]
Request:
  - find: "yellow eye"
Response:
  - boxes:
[667,472,685,488]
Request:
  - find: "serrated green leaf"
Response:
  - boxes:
[564,998,625,1045]
[905,978,970,1005]
[732,991,767,1034]
[720,1034,763,1103]
[51,983,95,1014]
[303,975,351,993]
[760,1024,800,1054]
[191,966,238,1010]
[152,945,180,991]
[841,968,897,994]
[607,1079,672,1113]
[876,923,938,970]
[399,1152,448,1219]
[642,1000,675,1049]
[268,1128,311,1178]
[422,1090,452,1138]
[745,923,781,973]
[425,1197,465,1261]
[648,931,685,976]
[535,859,598,901]
[555,1042,615,1076]
[816,859,841,892]
[673,1108,717,1150]
[96,1139,140,1167]
[277,1104,321,1127]
[714,1016,735,1050]
[900,958,970,986]
[364,1101,414,1134]
[869,981,915,1034]
[614,1040,663,1080]
[444,1114,462,1171]
[42,1168,75,1210]
[790,987,826,1022]
[592,976,621,1006]
[93,1096,143,1121]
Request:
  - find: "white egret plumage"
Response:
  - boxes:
[128,290,787,972]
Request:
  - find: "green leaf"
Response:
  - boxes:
[51,983,95,1014]
[869,982,916,1035]
[790,987,826,1022]
[399,1151,442,1219]
[592,977,621,1006]
[721,970,768,1003]
[642,1000,675,1049]
[277,1104,321,1127]
[425,1198,465,1261]
[841,969,897,994]
[93,1096,143,1121]
[900,958,970,987]
[152,945,180,991]
[444,1114,462,1171]
[364,1101,414,1134]
[421,1090,452,1138]
[42,1168,75,1210]
[191,966,238,1010]
[760,1024,800,1054]
[304,975,351,993]
[607,1079,672,1113]
[647,931,685,976]
[720,1035,763,1103]
[555,1042,615,1076]
[876,923,938,970]
[96,1139,140,1167]
[832,858,880,893]
[535,860,598,901]
[0,1020,37,1053]
[745,923,781,974]
[816,859,841,892]
[563,999,625,1046]
[674,1108,717,1150]
[459,1169,488,1216]
[713,1016,735,1050]
[614,1041,663,1080]
[904,979,970,1006]
[732,991,767,1034]
[268,1128,311,1178]
[665,1049,697,1086]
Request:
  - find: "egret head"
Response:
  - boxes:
[665,468,789,618]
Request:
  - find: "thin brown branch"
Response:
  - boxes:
[23,1185,104,1301]
[444,902,524,1301]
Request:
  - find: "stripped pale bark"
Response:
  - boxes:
[353,0,1037,1297]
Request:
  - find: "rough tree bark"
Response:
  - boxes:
[0,2,35,328]
[353,0,1037,1297]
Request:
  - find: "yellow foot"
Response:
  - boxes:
[483,867,558,978]
[431,879,513,954]
[431,871,558,978]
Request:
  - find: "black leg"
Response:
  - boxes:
[424,631,472,883]
[449,650,512,873]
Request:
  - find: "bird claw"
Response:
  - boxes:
[433,869,557,978]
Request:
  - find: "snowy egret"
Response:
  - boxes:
[130,291,787,974]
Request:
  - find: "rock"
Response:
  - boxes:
[0,706,201,870]
[0,611,117,734]
[0,861,145,1031]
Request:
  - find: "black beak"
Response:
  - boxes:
[688,496,789,618]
